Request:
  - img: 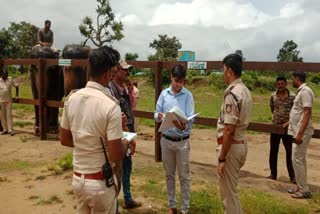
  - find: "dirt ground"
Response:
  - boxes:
[0,124,319,214]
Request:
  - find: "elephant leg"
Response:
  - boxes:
[30,66,40,135]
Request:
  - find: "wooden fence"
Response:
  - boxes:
[1,59,320,162]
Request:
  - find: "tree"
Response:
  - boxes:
[7,21,39,59]
[148,34,182,61]
[277,40,303,62]
[125,53,139,61]
[0,22,38,59]
[79,0,124,47]
[0,28,12,59]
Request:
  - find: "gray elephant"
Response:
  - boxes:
[62,44,91,96]
[30,46,64,135]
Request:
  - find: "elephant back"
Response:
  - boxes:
[62,44,90,96]
[30,46,58,59]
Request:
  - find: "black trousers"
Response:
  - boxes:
[269,133,295,179]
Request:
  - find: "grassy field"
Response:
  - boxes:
[5,71,320,213]
[136,75,320,127]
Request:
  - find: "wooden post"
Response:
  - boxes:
[154,61,163,162]
[39,59,47,140]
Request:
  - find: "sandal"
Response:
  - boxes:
[291,191,312,199]
[288,187,299,194]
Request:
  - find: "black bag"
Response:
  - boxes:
[100,138,114,188]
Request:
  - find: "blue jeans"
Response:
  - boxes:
[122,155,133,202]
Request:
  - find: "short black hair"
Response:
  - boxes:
[89,46,120,78]
[276,76,287,83]
[292,71,306,83]
[171,64,186,80]
[222,53,243,77]
[45,20,51,24]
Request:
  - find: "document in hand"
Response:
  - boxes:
[122,132,137,142]
[158,106,200,132]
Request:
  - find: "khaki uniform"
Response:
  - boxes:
[61,81,123,214]
[0,77,18,133]
[288,83,314,193]
[216,78,252,214]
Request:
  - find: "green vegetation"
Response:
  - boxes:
[241,189,309,214]
[135,71,320,127]
[35,195,63,205]
[0,160,32,171]
[79,0,123,47]
[131,165,319,214]
[47,153,73,175]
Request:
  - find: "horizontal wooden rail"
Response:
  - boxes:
[133,110,320,139]
[13,98,39,105]
[46,100,64,108]
[127,60,320,72]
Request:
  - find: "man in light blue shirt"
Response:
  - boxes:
[154,64,194,214]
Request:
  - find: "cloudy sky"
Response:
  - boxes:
[1,0,319,61]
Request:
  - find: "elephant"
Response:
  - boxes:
[30,46,64,135]
[62,44,91,96]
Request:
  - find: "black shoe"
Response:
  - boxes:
[122,199,142,209]
[266,175,276,180]
[0,131,8,135]
[290,177,296,184]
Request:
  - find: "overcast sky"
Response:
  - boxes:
[1,0,319,61]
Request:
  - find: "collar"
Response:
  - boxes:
[113,80,125,93]
[298,83,306,91]
[87,81,119,103]
[167,85,186,95]
[225,78,242,92]
[86,81,108,93]
[276,88,290,97]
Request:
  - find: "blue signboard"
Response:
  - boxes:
[178,51,195,61]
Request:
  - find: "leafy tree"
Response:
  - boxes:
[79,0,124,47]
[125,53,139,61]
[0,22,38,59]
[7,21,39,58]
[148,34,182,61]
[277,40,303,62]
[0,28,12,59]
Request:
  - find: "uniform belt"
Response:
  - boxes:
[74,171,104,180]
[217,137,244,145]
[162,134,190,142]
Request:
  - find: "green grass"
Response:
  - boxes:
[14,121,34,128]
[135,78,320,126]
[240,189,310,214]
[0,160,33,171]
[131,164,319,214]
[35,195,63,205]
[47,152,73,175]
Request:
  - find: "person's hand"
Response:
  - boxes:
[130,140,136,155]
[218,162,225,177]
[173,120,186,130]
[158,112,164,120]
[282,122,289,128]
[122,113,128,126]
[295,133,303,144]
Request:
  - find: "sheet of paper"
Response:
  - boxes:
[158,112,177,132]
[122,132,137,142]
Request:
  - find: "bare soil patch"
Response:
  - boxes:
[0,125,319,213]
